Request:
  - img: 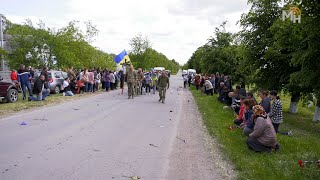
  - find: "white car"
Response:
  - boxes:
[187,69,196,75]
[182,70,188,76]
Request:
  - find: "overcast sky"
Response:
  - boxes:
[1,0,251,64]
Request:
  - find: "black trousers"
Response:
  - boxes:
[205,89,213,96]
[145,84,151,93]
[247,138,272,153]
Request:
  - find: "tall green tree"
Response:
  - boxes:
[129,35,179,73]
[129,33,152,55]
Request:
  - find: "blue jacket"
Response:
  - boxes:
[18,69,31,84]
[245,109,254,129]
[260,97,271,113]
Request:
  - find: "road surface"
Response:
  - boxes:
[0,72,234,180]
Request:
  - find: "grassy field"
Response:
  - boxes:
[0,92,95,117]
[190,87,320,180]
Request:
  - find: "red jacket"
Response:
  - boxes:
[11,71,18,81]
[237,105,245,122]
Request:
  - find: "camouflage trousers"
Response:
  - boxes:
[135,81,142,95]
[127,82,134,98]
[158,87,167,100]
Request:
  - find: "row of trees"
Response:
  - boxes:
[129,34,180,74]
[2,19,115,70]
[0,19,180,74]
[183,0,320,121]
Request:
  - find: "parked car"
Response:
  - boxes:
[0,75,21,103]
[33,71,68,94]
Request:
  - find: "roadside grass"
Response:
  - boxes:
[0,92,90,117]
[190,87,320,180]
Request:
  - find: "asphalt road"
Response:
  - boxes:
[0,72,234,180]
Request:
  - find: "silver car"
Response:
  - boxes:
[34,71,68,94]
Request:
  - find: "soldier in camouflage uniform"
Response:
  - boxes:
[126,65,136,99]
[136,68,144,95]
[157,71,170,103]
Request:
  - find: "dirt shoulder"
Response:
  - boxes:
[167,89,236,180]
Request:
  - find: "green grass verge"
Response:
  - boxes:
[190,87,320,180]
[0,92,92,117]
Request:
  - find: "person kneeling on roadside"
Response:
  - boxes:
[234,96,246,126]
[203,78,214,96]
[62,78,74,96]
[29,75,50,101]
[247,105,280,152]
[242,98,256,136]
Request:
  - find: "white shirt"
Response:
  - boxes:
[204,80,213,90]
[63,80,69,88]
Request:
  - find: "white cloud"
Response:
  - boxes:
[4,0,251,64]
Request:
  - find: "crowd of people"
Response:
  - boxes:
[10,64,170,103]
[185,72,293,153]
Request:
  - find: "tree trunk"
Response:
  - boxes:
[313,96,320,122]
[289,93,300,113]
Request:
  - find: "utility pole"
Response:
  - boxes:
[0,13,4,71]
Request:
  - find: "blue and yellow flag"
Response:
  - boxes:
[114,50,130,64]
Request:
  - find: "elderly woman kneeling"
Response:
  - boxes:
[247,105,280,152]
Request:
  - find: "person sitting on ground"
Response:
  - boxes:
[259,90,271,113]
[268,90,293,136]
[218,82,230,104]
[203,78,214,96]
[234,96,246,126]
[247,105,280,152]
[29,75,50,101]
[69,78,78,95]
[62,78,74,96]
[242,98,257,136]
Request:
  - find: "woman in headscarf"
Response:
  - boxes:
[247,105,280,152]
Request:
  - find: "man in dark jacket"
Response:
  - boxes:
[18,64,33,100]
[29,75,49,101]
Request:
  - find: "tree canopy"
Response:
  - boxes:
[129,34,180,73]
[183,0,320,118]
[5,20,115,70]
